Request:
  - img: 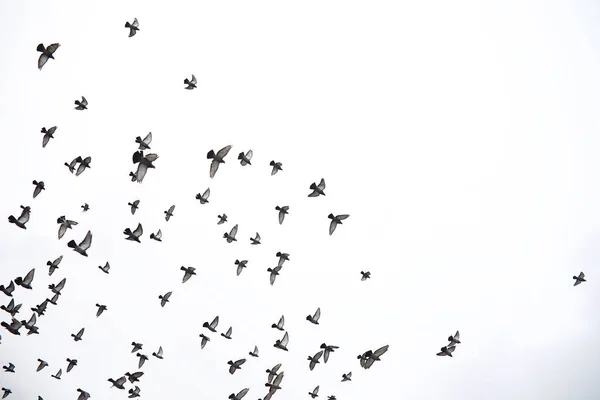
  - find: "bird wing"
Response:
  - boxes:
[273,371,284,386]
[191,74,197,84]
[315,350,323,361]
[281,331,289,346]
[58,224,67,239]
[135,162,148,182]
[81,96,87,106]
[38,53,49,70]
[313,386,320,395]
[256,232,261,241]
[117,376,127,385]
[24,269,35,285]
[55,278,66,291]
[226,327,232,336]
[579,272,585,279]
[133,223,143,237]
[329,220,338,235]
[237,388,249,399]
[211,316,219,329]
[28,313,37,326]
[79,231,92,250]
[168,205,175,214]
[253,346,258,354]
[278,315,284,328]
[47,43,60,53]
[143,132,152,146]
[323,348,330,363]
[236,264,243,276]
[236,358,247,366]
[75,163,86,176]
[318,178,326,190]
[18,208,30,224]
[132,18,139,27]
[209,160,220,178]
[269,271,277,285]
[54,255,63,265]
[373,345,389,357]
[42,134,50,148]
[156,229,162,239]
[337,214,350,220]
[278,210,285,225]
[77,328,84,337]
[157,346,163,356]
[447,345,456,354]
[217,145,232,159]
[230,224,238,237]
[144,153,159,162]
[313,307,321,321]
[455,331,460,341]
[202,187,210,200]
[229,364,236,374]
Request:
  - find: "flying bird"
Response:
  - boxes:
[320,343,339,363]
[37,43,60,70]
[137,353,148,368]
[341,372,352,382]
[32,181,45,198]
[228,388,249,400]
[2,299,22,316]
[360,271,371,281]
[71,327,85,342]
[41,126,57,147]
[152,346,163,359]
[15,268,35,289]
[0,281,15,297]
[125,18,140,37]
[2,363,14,373]
[235,260,248,276]
[132,151,159,183]
[448,330,461,345]
[221,326,233,339]
[308,386,320,399]
[224,224,238,243]
[207,145,232,178]
[266,363,282,382]
[436,345,455,357]
[31,301,48,317]
[108,376,127,390]
[57,216,78,239]
[150,229,162,241]
[68,230,92,256]
[164,205,175,221]
[48,277,66,295]
[1,318,22,335]
[269,161,282,175]
[275,206,289,225]
[184,74,197,90]
[238,150,253,166]
[48,293,60,306]
[359,345,389,369]
[181,266,196,283]
[8,205,31,229]
[276,252,290,266]
[573,272,586,286]
[203,316,219,332]
[250,232,261,245]
[98,262,110,274]
[217,214,228,224]
[95,304,107,317]
[81,203,90,212]
[128,200,140,215]
[131,342,143,353]
[249,345,259,357]
[74,96,88,110]
[265,371,284,392]
[123,223,143,242]
[199,333,210,349]
[267,266,282,285]
[274,331,289,351]
[125,371,144,383]
[227,358,246,374]
[135,132,152,150]
[51,369,62,379]
[66,358,78,372]
[272,315,285,331]
[307,350,323,371]
[308,178,326,197]
[128,386,141,398]
[75,156,92,176]
[64,157,78,173]
[76,389,91,400]
[307,308,321,325]
[196,188,210,204]
[159,291,172,307]
[1,388,11,399]
[328,214,349,235]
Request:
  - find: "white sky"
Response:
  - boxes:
[1,1,600,399]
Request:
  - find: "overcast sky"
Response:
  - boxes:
[1,1,600,399]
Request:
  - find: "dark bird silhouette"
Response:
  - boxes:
[152,346,163,359]
[15,268,35,289]
[199,333,210,349]
[108,376,126,389]
[125,18,139,37]
[306,308,321,325]
[250,232,261,245]
[75,156,92,176]
[267,266,282,285]
[150,229,162,241]
[37,43,60,70]
[235,260,248,276]
[207,145,232,178]
[217,214,228,224]
[136,353,148,368]
[203,316,219,332]
[57,215,78,239]
[448,330,461,345]
[184,75,197,90]
[320,343,339,363]
[272,315,284,331]
[360,271,371,281]
[1,299,22,316]
[8,205,31,229]
[181,267,196,283]
[436,345,455,357]
[274,331,289,351]
[341,372,352,382]
[228,388,249,400]
[125,371,144,383]
[123,223,143,242]
[328,214,349,235]
[249,345,259,357]
[308,386,320,399]
[131,342,143,353]
[96,304,107,317]
[64,157,78,173]
[2,363,15,373]
[221,326,233,339]
[98,262,110,274]
[573,272,586,286]
[51,369,62,379]
[276,252,290,267]
[159,291,172,307]
[269,161,282,175]
[81,203,90,212]
[238,150,253,166]
[196,188,210,204]
[41,126,57,147]
[131,151,159,183]
[164,205,175,221]
[308,178,326,197]
[66,358,77,372]
[71,327,84,342]
[76,389,90,400]
[275,206,289,225]
[227,358,246,374]
[307,350,323,371]
[1,318,21,335]
[74,96,88,110]
[135,132,152,150]
[32,181,45,198]
[0,281,15,297]
[128,200,140,215]
[224,224,238,243]
[68,230,92,256]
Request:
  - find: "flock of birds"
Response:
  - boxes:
[1,15,589,400]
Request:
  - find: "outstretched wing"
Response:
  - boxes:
[281,331,289,346]
[132,223,143,237]
[229,224,238,238]
[18,208,30,224]
[79,231,92,251]
[209,160,220,178]
[24,269,35,285]
[38,53,49,70]
[318,178,326,190]
[329,220,338,235]
[313,307,321,321]
[135,162,148,183]
[217,145,232,159]
[373,344,389,357]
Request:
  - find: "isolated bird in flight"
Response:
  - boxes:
[308,178,326,197]
[269,160,282,175]
[181,266,196,283]
[342,372,352,382]
[124,223,143,242]
[184,74,197,90]
[436,345,455,357]
[308,386,320,399]
[68,230,92,256]
[573,272,586,286]
[448,330,461,346]
[95,304,107,317]
[267,266,282,286]
[249,345,259,357]
[274,331,289,351]
[15,268,35,290]
[37,43,60,70]
[235,259,248,276]
[41,126,57,148]
[328,214,350,235]
[71,327,85,342]
[159,291,172,307]
[361,271,371,281]
[66,358,78,372]
[250,232,261,245]
[221,326,233,339]
[203,316,219,332]
[64,157,78,173]
[152,346,163,359]
[8,205,31,229]
[135,132,152,150]
[164,205,175,221]
[306,307,321,325]
[272,315,285,331]
[150,229,162,241]
[75,156,92,176]
[275,206,289,225]
[217,214,228,224]
[320,343,339,363]
[207,145,232,178]
[132,151,159,183]
[196,188,210,204]
[125,18,140,37]
[228,388,249,400]
[81,203,90,212]
[98,262,110,274]
[238,150,253,166]
[128,200,140,215]
[57,215,78,239]
[224,224,238,243]
[0,281,15,297]
[227,358,246,374]
[307,350,323,371]
[74,96,88,110]
[199,333,210,349]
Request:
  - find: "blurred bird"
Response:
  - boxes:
[75,156,92,176]
[228,358,246,374]
[217,214,228,224]
[275,206,289,225]
[238,150,253,166]
[51,369,62,379]
[1,388,11,399]
[224,224,238,243]
[123,223,143,242]
[269,161,282,175]
[203,316,219,332]
[32,181,45,198]
[128,200,140,215]
[207,145,232,178]
[267,266,282,286]
[2,299,22,316]
[66,358,78,372]
[341,372,352,382]
[150,229,162,241]
[360,271,371,281]
[159,291,172,307]
[74,96,88,110]
[221,327,233,340]
[131,342,143,353]
[274,331,289,351]
[15,268,35,289]
[64,157,78,173]
[272,315,285,331]
[48,293,60,306]
[306,308,321,325]
[108,376,126,389]
[0,281,15,297]
[68,230,92,256]
[136,353,148,368]
[228,388,249,400]
[196,188,210,204]
[308,386,320,399]
[436,345,455,357]
[266,363,282,382]
[125,371,143,383]
[1,318,21,335]
[249,345,259,357]
[2,363,14,373]
[152,346,163,359]
[250,232,261,245]
[164,205,175,221]
[573,272,586,286]
[41,126,57,147]
[81,203,90,212]
[276,252,290,267]
[48,278,66,295]
[184,74,197,90]
[328,214,349,235]
[199,333,210,349]
[235,260,248,276]
[37,43,60,70]
[265,371,284,392]
[57,216,78,239]
[125,18,139,37]
[98,262,110,274]
[71,327,84,342]
[320,343,339,363]
[132,151,159,183]
[128,386,141,398]
[181,266,196,283]
[307,350,323,371]
[76,389,90,400]
[448,330,461,345]
[308,178,326,197]
[8,205,31,229]
[31,301,47,317]
[135,132,152,150]
[95,304,107,317]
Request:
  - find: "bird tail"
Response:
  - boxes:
[184,78,190,85]
[67,240,77,249]
[36,43,45,52]
[238,152,244,160]
[125,22,131,28]
[310,183,317,190]
[207,150,215,159]
[15,277,22,285]
[33,180,38,185]
[269,161,275,166]
[328,213,334,219]
[124,228,132,235]
[150,233,155,239]
[8,215,16,224]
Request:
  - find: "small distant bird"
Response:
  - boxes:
[108,376,127,390]
[238,150,253,166]
[269,161,282,175]
[250,232,261,245]
[327,396,337,400]
[221,327,233,340]
[181,266,196,283]
[448,330,461,345]
[128,200,140,215]
[275,206,289,225]
[3,363,15,373]
[320,343,339,363]
[98,262,110,274]
[32,181,45,198]
[308,178,326,197]
[359,345,389,369]
[224,224,238,243]
[249,345,259,357]
[125,371,143,383]
[165,205,175,221]
[360,271,371,281]
[227,358,246,374]
[123,223,143,242]
[136,353,148,368]
[341,372,352,382]
[267,266,282,285]
[306,308,321,325]
[66,358,78,372]
[129,386,141,398]
[1,388,11,399]
[41,126,57,148]
[125,18,140,37]
[74,96,88,110]
[573,272,586,286]
[76,389,91,400]
[15,268,35,290]
[47,255,63,276]
[159,291,172,307]
[274,331,289,351]
[51,369,62,379]
[217,214,228,224]
[228,388,249,400]
[8,205,31,229]
[196,188,210,204]
[276,252,290,267]
[207,145,232,178]
[307,350,323,371]
[31,301,47,317]
[436,345,455,357]
[131,342,143,353]
[308,386,320,399]
[75,156,92,176]
[135,132,152,150]
[132,151,159,183]
[199,333,210,349]
[65,157,78,173]
[184,74,197,90]
[328,214,350,235]
[152,346,163,359]
[57,215,78,239]
[235,260,248,276]
[37,43,60,70]
[1,299,21,316]
[95,304,107,317]
[48,278,66,295]
[71,328,84,342]
[203,316,219,332]
[81,203,90,212]
[265,371,285,392]
[0,281,15,297]
[68,230,92,257]
[272,315,285,331]
[150,229,162,241]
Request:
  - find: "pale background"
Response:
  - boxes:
[1,1,600,399]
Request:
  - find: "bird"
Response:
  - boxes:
[135,132,152,150]
[51,369,62,379]
[266,363,282,382]
[128,386,141,398]
[31,301,48,317]
[75,156,92,176]
[436,345,455,357]
[68,230,92,257]
[1,318,22,335]
[71,327,85,342]
[57,215,78,239]
[448,330,461,345]
[308,178,326,197]
[32,180,45,198]
[8,205,31,229]
[359,345,389,369]
[221,326,233,339]
[128,200,140,215]
[249,345,259,357]
[64,157,78,173]
[125,18,139,37]
[15,268,35,289]
[341,372,352,382]
[269,160,282,175]
[3,363,15,373]
[573,272,586,286]
[360,271,371,281]
[1,299,21,316]
[328,214,350,235]
[327,396,337,400]
[66,358,78,372]
[217,214,228,224]
[47,293,60,306]
[0,281,15,297]
[76,389,90,400]
[238,150,253,166]
[48,278,66,295]
[1,388,11,399]
[267,266,282,285]
[125,371,144,383]
[37,43,60,70]
[250,232,261,245]
[132,151,159,183]
[228,388,249,400]
[184,74,197,89]
[276,251,290,266]
[203,316,219,332]
[227,358,246,374]
[152,346,163,359]
[199,333,210,349]
[265,371,284,392]
[196,188,210,204]
[98,262,110,274]
[124,223,143,242]
[224,224,238,243]
[95,304,107,317]
[81,203,90,212]
[150,229,162,241]
[207,145,232,178]
[275,206,289,224]
[307,350,323,371]
[137,353,148,368]
[108,376,127,390]
[74,96,88,110]
[308,386,320,399]
[47,255,63,276]
[235,260,248,276]
[131,342,143,353]
[320,343,339,363]
[306,307,321,324]
[41,126,57,147]
[181,266,196,283]
[272,315,285,331]
[164,205,175,221]
[274,331,289,351]
[159,291,172,307]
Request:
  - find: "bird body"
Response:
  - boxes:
[125,18,139,36]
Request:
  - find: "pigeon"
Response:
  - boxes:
[108,376,127,389]
[41,126,57,147]
[124,223,143,242]
[275,206,289,225]
[227,358,246,374]
[207,145,232,178]
[31,300,48,317]
[128,386,141,398]
[74,96,88,110]
[135,132,152,150]
[184,74,197,90]
[308,178,326,197]
[15,268,35,289]
[269,161,282,175]
[159,292,172,307]
[328,214,350,235]
[37,43,60,70]
[1,299,21,316]
[217,214,228,224]
[181,266,196,283]
[320,343,339,363]
[48,293,60,306]
[228,388,249,400]
[125,371,144,383]
[221,326,233,339]
[203,316,219,332]
[125,18,139,37]
[76,389,91,400]
[96,304,107,317]
[274,331,289,351]
[238,150,253,166]
[68,230,92,256]
[98,262,110,274]
[1,388,11,399]
[66,358,78,372]
[137,353,148,368]
[0,281,15,297]
[128,200,140,215]
[75,156,92,176]
[360,271,371,281]
[32,181,45,198]
[266,363,282,382]
[448,330,461,345]
[272,315,285,331]
[267,266,282,285]
[308,386,320,399]
[152,346,163,359]
[81,203,90,212]
[327,396,337,400]
[199,333,210,349]
[573,272,586,286]
[164,205,175,221]
[57,216,78,239]
[131,342,143,353]
[64,157,78,173]
[2,363,15,373]
[250,232,261,245]
[436,345,455,357]
[249,345,259,357]
[51,369,62,379]
[48,278,66,295]
[8,205,31,229]
[341,372,352,382]
[150,229,162,241]
[359,345,389,368]
[307,350,323,371]
[265,371,284,392]
[47,256,63,276]
[71,327,84,342]
[196,188,210,204]
[1,318,21,335]
[224,224,238,243]
[132,151,159,183]
[276,252,290,267]
[235,260,248,276]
